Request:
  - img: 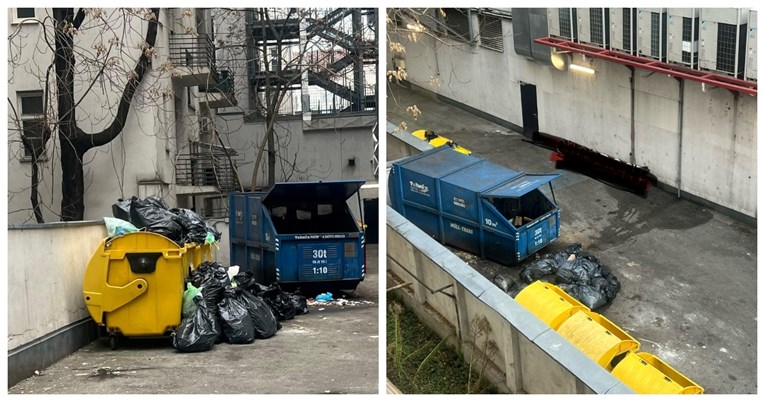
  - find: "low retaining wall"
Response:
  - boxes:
[386,207,634,394]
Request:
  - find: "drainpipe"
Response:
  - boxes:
[676,78,685,198]
[629,66,636,165]
[734,8,742,78]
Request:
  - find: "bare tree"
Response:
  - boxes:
[7,8,161,221]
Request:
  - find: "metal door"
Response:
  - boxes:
[520,82,539,136]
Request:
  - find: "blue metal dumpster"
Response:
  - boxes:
[229,180,366,291]
[389,147,560,265]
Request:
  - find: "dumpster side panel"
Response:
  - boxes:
[401,205,441,241]
[439,182,481,222]
[442,216,481,255]
[483,229,519,265]
[247,194,263,243]
[400,169,440,210]
[230,193,247,240]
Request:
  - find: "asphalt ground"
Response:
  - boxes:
[8,245,380,394]
[387,84,758,394]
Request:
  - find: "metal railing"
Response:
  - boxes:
[199,67,235,93]
[175,142,241,192]
[170,34,214,68]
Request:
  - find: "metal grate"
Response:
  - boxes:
[478,14,503,52]
[590,8,603,45]
[559,8,572,39]
[716,23,738,74]
[443,8,470,42]
[650,12,660,57]
[682,17,693,63]
[622,8,632,51]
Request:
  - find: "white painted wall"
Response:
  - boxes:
[6,8,213,224]
[7,222,107,349]
[217,116,376,189]
[391,15,757,217]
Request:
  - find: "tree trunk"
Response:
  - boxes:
[54,8,159,221]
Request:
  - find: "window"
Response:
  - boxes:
[442,8,470,42]
[559,8,572,39]
[478,14,503,52]
[11,8,38,24]
[17,91,46,160]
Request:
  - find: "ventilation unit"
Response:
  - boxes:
[610,8,637,54]
[548,8,577,41]
[698,8,749,78]
[577,8,609,48]
[637,8,667,61]
[745,10,757,81]
[667,9,700,68]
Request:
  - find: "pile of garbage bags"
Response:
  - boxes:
[514,243,621,310]
[173,261,309,353]
[109,195,221,245]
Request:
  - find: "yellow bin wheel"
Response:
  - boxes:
[612,352,704,394]
[83,232,192,338]
[556,310,640,370]
[515,281,590,330]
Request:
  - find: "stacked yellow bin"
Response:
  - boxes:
[82,232,212,349]
[515,281,704,394]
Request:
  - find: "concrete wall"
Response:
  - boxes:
[7,221,107,349]
[217,116,377,188]
[386,207,634,394]
[391,14,757,218]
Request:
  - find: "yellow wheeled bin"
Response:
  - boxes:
[514,281,589,330]
[556,310,640,370]
[82,231,211,349]
[611,352,704,394]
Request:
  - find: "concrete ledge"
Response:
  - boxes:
[8,220,103,230]
[8,318,98,387]
[386,207,635,394]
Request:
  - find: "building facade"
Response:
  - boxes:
[389,8,756,219]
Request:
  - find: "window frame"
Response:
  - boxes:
[17,91,48,162]
[11,8,39,24]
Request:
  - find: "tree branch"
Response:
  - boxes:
[86,8,160,148]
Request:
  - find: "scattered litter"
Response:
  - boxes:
[308,298,375,307]
[315,292,334,302]
[34,370,41,376]
[318,308,325,311]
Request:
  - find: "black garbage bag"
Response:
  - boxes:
[559,283,608,310]
[192,262,229,312]
[556,259,591,284]
[145,194,170,210]
[112,197,134,221]
[218,287,255,344]
[207,224,222,241]
[172,295,218,353]
[286,293,309,316]
[232,271,257,292]
[170,208,209,245]
[237,289,279,338]
[492,273,518,294]
[129,196,183,241]
[520,258,558,283]
[262,284,296,321]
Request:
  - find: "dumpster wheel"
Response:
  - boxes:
[109,333,118,350]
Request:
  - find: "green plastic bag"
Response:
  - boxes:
[182,283,202,319]
[103,217,139,237]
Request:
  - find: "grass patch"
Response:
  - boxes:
[386,295,497,394]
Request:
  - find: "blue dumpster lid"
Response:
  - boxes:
[441,160,524,193]
[263,179,365,205]
[482,174,561,198]
[396,146,477,178]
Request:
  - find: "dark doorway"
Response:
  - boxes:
[363,198,379,244]
[520,82,539,136]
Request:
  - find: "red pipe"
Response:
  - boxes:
[535,36,757,96]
